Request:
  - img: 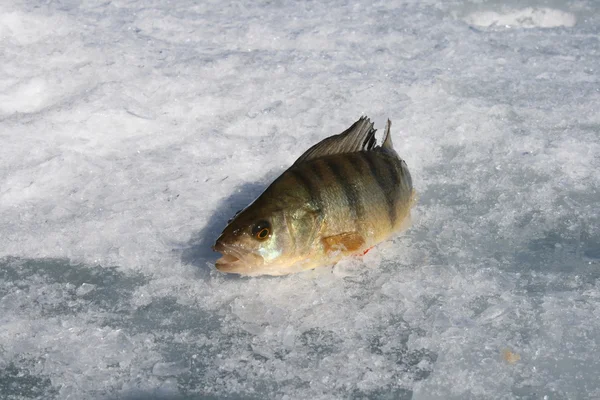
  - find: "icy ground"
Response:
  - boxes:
[1,0,599,399]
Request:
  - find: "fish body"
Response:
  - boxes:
[213,117,414,276]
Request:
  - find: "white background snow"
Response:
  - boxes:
[1,0,599,398]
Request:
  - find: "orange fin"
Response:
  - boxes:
[361,246,374,256]
[322,232,365,253]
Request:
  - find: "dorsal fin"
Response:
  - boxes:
[382,119,393,150]
[293,116,377,165]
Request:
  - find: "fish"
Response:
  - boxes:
[212,116,415,276]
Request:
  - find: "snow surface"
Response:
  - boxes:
[1,0,599,399]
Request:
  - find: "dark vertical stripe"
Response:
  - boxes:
[308,159,326,182]
[324,156,363,224]
[361,152,397,226]
[289,167,322,211]
[348,152,372,178]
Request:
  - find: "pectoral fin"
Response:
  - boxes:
[322,232,365,254]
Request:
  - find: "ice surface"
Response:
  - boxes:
[464,7,577,29]
[1,0,600,399]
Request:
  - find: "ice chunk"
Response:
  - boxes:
[75,283,96,296]
[231,298,286,326]
[152,361,189,377]
[477,302,510,324]
[464,7,577,29]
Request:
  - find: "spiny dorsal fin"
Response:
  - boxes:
[293,116,377,165]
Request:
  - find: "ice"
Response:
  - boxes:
[152,361,189,377]
[75,282,96,296]
[464,7,577,29]
[1,0,600,398]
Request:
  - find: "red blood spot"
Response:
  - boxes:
[362,247,373,256]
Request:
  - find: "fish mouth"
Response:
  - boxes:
[212,241,263,274]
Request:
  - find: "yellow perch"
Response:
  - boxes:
[212,116,414,276]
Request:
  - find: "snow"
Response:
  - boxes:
[464,7,577,29]
[1,0,599,399]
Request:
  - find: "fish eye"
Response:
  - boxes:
[252,220,271,241]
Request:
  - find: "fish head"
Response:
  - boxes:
[212,204,295,275]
